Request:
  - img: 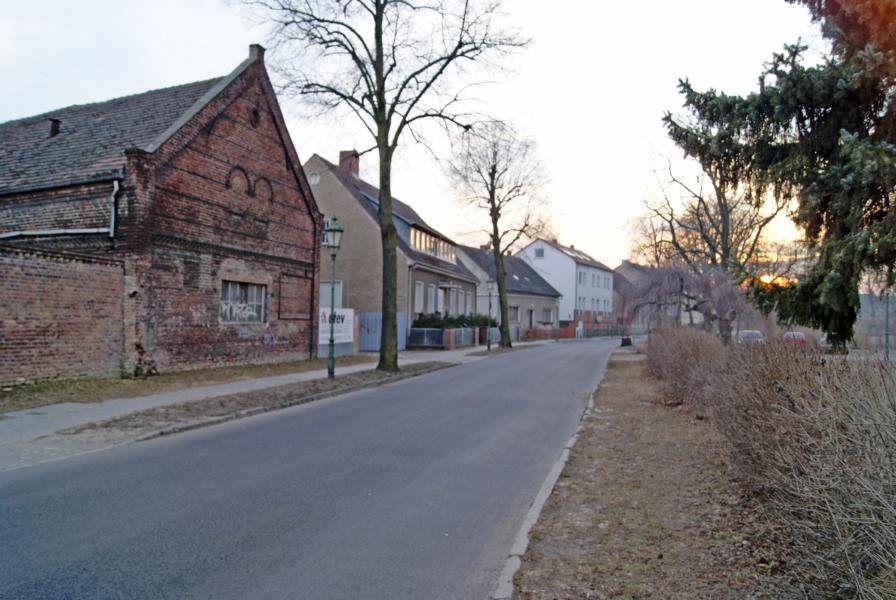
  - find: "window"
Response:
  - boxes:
[535,248,544,258]
[449,288,457,316]
[466,291,473,315]
[410,228,455,262]
[221,281,266,323]
[414,281,424,313]
[592,273,596,287]
[542,308,552,323]
[427,284,436,313]
[508,305,520,322]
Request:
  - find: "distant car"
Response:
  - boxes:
[737,330,765,344]
[782,331,808,347]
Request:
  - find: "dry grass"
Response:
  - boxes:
[0,355,376,414]
[514,352,784,599]
[61,361,450,437]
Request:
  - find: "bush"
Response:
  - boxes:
[646,329,896,598]
[411,313,495,328]
[644,327,724,413]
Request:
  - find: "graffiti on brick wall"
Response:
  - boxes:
[220,301,261,323]
[189,306,209,327]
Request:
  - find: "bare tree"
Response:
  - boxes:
[248,0,527,371]
[448,120,545,348]
[643,162,789,282]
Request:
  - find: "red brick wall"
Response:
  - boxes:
[133,59,320,371]
[0,181,117,234]
[0,53,321,378]
[0,246,124,384]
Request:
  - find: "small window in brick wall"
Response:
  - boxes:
[221,281,267,323]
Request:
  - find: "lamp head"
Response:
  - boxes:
[323,216,344,254]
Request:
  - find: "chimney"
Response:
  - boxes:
[570,244,575,250]
[249,44,265,61]
[49,118,60,137]
[339,150,360,177]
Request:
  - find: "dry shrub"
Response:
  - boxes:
[644,327,724,412]
[646,330,896,598]
[714,345,896,599]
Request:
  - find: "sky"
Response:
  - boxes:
[1,1,824,267]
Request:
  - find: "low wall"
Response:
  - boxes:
[0,246,125,384]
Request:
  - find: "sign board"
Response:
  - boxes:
[318,308,354,344]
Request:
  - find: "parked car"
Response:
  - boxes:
[782,331,808,347]
[737,330,765,344]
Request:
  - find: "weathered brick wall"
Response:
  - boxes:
[0,181,118,234]
[0,246,124,384]
[0,51,321,377]
[135,57,321,370]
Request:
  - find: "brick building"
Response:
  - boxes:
[0,45,322,382]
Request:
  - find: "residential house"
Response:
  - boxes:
[0,45,321,382]
[516,238,613,327]
[457,245,561,339]
[304,151,477,349]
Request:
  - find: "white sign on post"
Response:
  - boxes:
[318,308,354,344]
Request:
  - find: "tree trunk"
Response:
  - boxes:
[718,316,733,345]
[490,229,512,348]
[377,148,399,371]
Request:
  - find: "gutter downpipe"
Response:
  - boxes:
[108,179,119,242]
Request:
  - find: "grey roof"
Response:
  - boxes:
[316,156,477,282]
[539,238,612,271]
[459,245,561,298]
[0,77,223,195]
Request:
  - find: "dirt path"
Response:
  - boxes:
[513,351,782,599]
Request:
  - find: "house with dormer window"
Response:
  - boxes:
[304,151,477,350]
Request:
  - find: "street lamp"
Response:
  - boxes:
[322,216,344,379]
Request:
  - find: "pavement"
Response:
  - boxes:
[0,338,617,600]
[0,340,548,472]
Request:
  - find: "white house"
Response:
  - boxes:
[516,238,614,324]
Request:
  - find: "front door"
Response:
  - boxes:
[528,309,534,329]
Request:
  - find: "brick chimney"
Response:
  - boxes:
[339,150,359,177]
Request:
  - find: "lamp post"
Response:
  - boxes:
[322,216,344,379]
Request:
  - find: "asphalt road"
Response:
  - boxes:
[1,339,615,600]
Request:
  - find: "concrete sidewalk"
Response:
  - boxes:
[0,341,546,447]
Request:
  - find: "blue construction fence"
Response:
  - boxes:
[358,312,407,352]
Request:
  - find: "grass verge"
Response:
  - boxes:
[0,355,376,414]
[513,351,785,599]
[60,361,451,438]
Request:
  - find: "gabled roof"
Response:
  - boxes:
[314,155,476,282]
[0,79,220,194]
[535,238,612,271]
[459,245,561,298]
[0,47,266,196]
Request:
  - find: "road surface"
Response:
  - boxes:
[1,339,615,599]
